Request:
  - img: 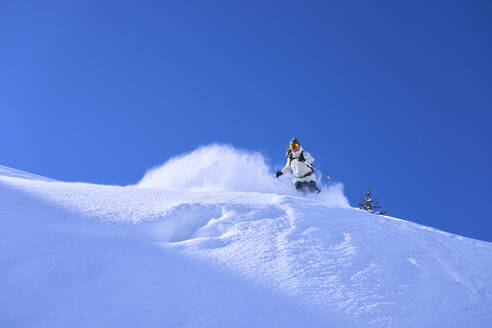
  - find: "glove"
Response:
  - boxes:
[276,171,283,178]
[285,148,292,157]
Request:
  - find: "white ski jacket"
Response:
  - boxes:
[281,146,316,183]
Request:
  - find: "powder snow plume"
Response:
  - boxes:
[137,144,349,207]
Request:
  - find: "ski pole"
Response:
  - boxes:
[307,164,333,180]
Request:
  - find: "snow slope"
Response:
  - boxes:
[1,146,491,327]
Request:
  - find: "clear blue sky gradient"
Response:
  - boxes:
[1,1,491,241]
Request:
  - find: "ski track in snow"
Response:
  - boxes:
[1,166,492,328]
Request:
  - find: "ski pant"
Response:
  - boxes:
[295,180,320,194]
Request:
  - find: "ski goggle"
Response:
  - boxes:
[290,143,299,149]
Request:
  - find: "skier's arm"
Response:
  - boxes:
[281,157,292,174]
[303,152,315,165]
[276,158,291,178]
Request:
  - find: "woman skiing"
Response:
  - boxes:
[276,138,321,193]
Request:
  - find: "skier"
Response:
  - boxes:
[276,138,321,193]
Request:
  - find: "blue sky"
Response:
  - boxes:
[1,1,491,241]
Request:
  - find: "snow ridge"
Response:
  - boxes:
[1,146,491,328]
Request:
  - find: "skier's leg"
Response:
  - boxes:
[295,181,309,193]
[308,181,321,193]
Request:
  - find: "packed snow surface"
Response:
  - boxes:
[1,146,491,328]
